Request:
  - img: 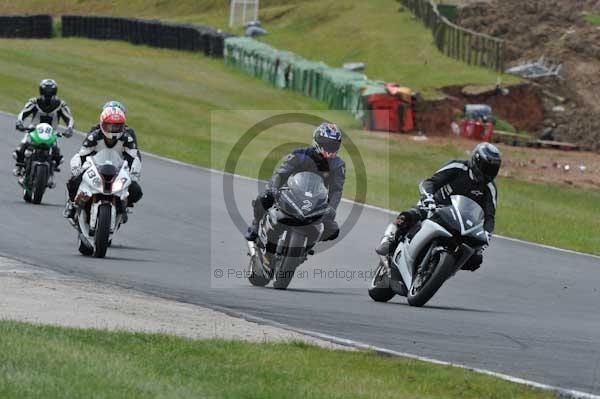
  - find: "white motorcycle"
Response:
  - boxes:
[71,149,132,258]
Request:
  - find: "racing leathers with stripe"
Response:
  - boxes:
[66,129,143,205]
[376,160,498,270]
[14,96,74,169]
[248,147,345,241]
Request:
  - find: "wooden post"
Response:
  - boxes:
[496,41,502,72]
[467,33,472,65]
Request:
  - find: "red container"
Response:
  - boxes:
[460,119,494,142]
[364,94,414,133]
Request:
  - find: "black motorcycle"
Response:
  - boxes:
[247,172,331,290]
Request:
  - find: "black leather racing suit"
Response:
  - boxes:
[252,147,345,241]
[388,160,498,269]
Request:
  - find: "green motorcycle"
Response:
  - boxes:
[16,123,61,204]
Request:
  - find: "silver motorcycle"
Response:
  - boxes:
[369,195,489,307]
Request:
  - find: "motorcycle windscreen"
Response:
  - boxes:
[450,195,485,234]
[279,172,328,219]
[93,149,124,170]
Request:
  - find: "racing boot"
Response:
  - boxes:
[375,222,399,256]
[244,222,258,242]
[63,200,76,222]
[12,161,24,177]
[47,174,56,189]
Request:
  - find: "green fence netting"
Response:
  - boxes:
[224,37,386,118]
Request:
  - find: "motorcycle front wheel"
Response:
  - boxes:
[94,204,112,258]
[273,232,305,290]
[407,249,455,307]
[31,166,48,204]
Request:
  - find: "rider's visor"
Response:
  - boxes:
[481,162,500,180]
[102,123,124,134]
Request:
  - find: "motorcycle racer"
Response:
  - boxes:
[64,107,142,220]
[376,142,501,271]
[245,122,345,243]
[13,79,74,176]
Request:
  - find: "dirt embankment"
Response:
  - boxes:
[457,0,600,150]
[416,84,543,135]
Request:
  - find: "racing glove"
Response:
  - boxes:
[421,194,436,210]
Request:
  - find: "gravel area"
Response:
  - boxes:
[0,256,348,350]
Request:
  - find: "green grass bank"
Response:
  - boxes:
[0,320,557,399]
[0,0,519,98]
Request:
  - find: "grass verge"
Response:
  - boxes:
[585,14,600,25]
[0,38,598,255]
[0,320,556,399]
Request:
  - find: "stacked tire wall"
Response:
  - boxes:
[0,15,53,38]
[61,16,232,57]
[224,37,387,118]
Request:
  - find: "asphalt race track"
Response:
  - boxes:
[1,113,599,395]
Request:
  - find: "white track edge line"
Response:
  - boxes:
[2,109,597,260]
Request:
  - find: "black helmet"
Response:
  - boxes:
[312,123,342,158]
[39,79,58,99]
[469,142,502,183]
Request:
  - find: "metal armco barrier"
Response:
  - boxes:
[61,15,233,58]
[0,15,53,38]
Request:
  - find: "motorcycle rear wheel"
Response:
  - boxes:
[31,166,48,204]
[368,261,396,302]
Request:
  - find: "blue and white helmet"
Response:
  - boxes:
[312,123,342,157]
[102,100,126,115]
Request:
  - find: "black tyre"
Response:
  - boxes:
[78,238,94,256]
[248,257,270,287]
[368,261,396,302]
[407,250,455,307]
[94,204,112,258]
[273,232,305,290]
[23,190,32,203]
[31,165,48,204]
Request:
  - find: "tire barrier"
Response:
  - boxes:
[0,15,53,38]
[61,16,233,58]
[224,37,387,118]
